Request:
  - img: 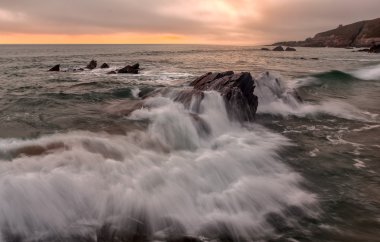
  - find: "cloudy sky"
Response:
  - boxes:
[0,0,379,44]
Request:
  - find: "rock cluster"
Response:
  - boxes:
[48,60,141,73]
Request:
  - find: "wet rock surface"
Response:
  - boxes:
[189,71,258,121]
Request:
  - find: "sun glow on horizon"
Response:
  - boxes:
[0,33,205,45]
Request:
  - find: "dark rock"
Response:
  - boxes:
[189,71,258,121]
[285,47,296,51]
[118,64,139,74]
[369,44,380,53]
[100,63,110,68]
[272,46,284,51]
[48,64,60,72]
[107,71,117,74]
[86,60,97,70]
[131,63,140,69]
[311,57,319,60]
[261,48,270,51]
[357,48,370,52]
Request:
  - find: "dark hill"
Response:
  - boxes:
[273,18,380,47]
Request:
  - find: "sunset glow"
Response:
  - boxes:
[0,0,379,45]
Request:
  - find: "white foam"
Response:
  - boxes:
[353,159,366,169]
[352,64,380,81]
[0,92,316,241]
[131,87,141,98]
[255,72,378,122]
[309,148,320,157]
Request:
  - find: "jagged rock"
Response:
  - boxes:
[86,60,97,70]
[100,63,110,68]
[285,47,296,51]
[261,48,270,51]
[131,63,140,69]
[118,64,139,74]
[369,44,380,53]
[48,64,60,72]
[273,46,284,51]
[189,71,258,121]
[107,71,117,74]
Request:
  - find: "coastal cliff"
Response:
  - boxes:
[274,18,380,47]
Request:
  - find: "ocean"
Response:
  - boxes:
[0,44,379,241]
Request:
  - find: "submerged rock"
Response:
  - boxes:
[285,47,296,51]
[100,63,110,68]
[73,67,84,72]
[189,71,258,121]
[273,46,284,51]
[369,44,380,53]
[48,64,60,71]
[261,47,270,51]
[86,60,97,70]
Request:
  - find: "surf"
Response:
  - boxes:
[0,92,316,241]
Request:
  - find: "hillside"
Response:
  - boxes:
[274,18,380,47]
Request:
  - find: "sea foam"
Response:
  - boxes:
[0,92,316,241]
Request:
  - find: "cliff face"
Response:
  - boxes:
[274,18,380,47]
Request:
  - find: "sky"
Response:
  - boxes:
[0,0,379,45]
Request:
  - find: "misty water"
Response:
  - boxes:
[0,45,379,241]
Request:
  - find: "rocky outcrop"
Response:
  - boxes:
[117,63,140,74]
[273,46,284,51]
[273,18,380,48]
[106,71,258,122]
[189,71,258,121]
[100,63,110,68]
[86,60,97,70]
[48,64,60,72]
[285,47,296,51]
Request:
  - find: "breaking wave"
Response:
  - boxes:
[255,72,378,121]
[0,92,316,241]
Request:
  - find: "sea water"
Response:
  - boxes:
[0,45,379,241]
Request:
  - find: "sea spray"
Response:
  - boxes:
[255,71,378,121]
[0,92,317,241]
